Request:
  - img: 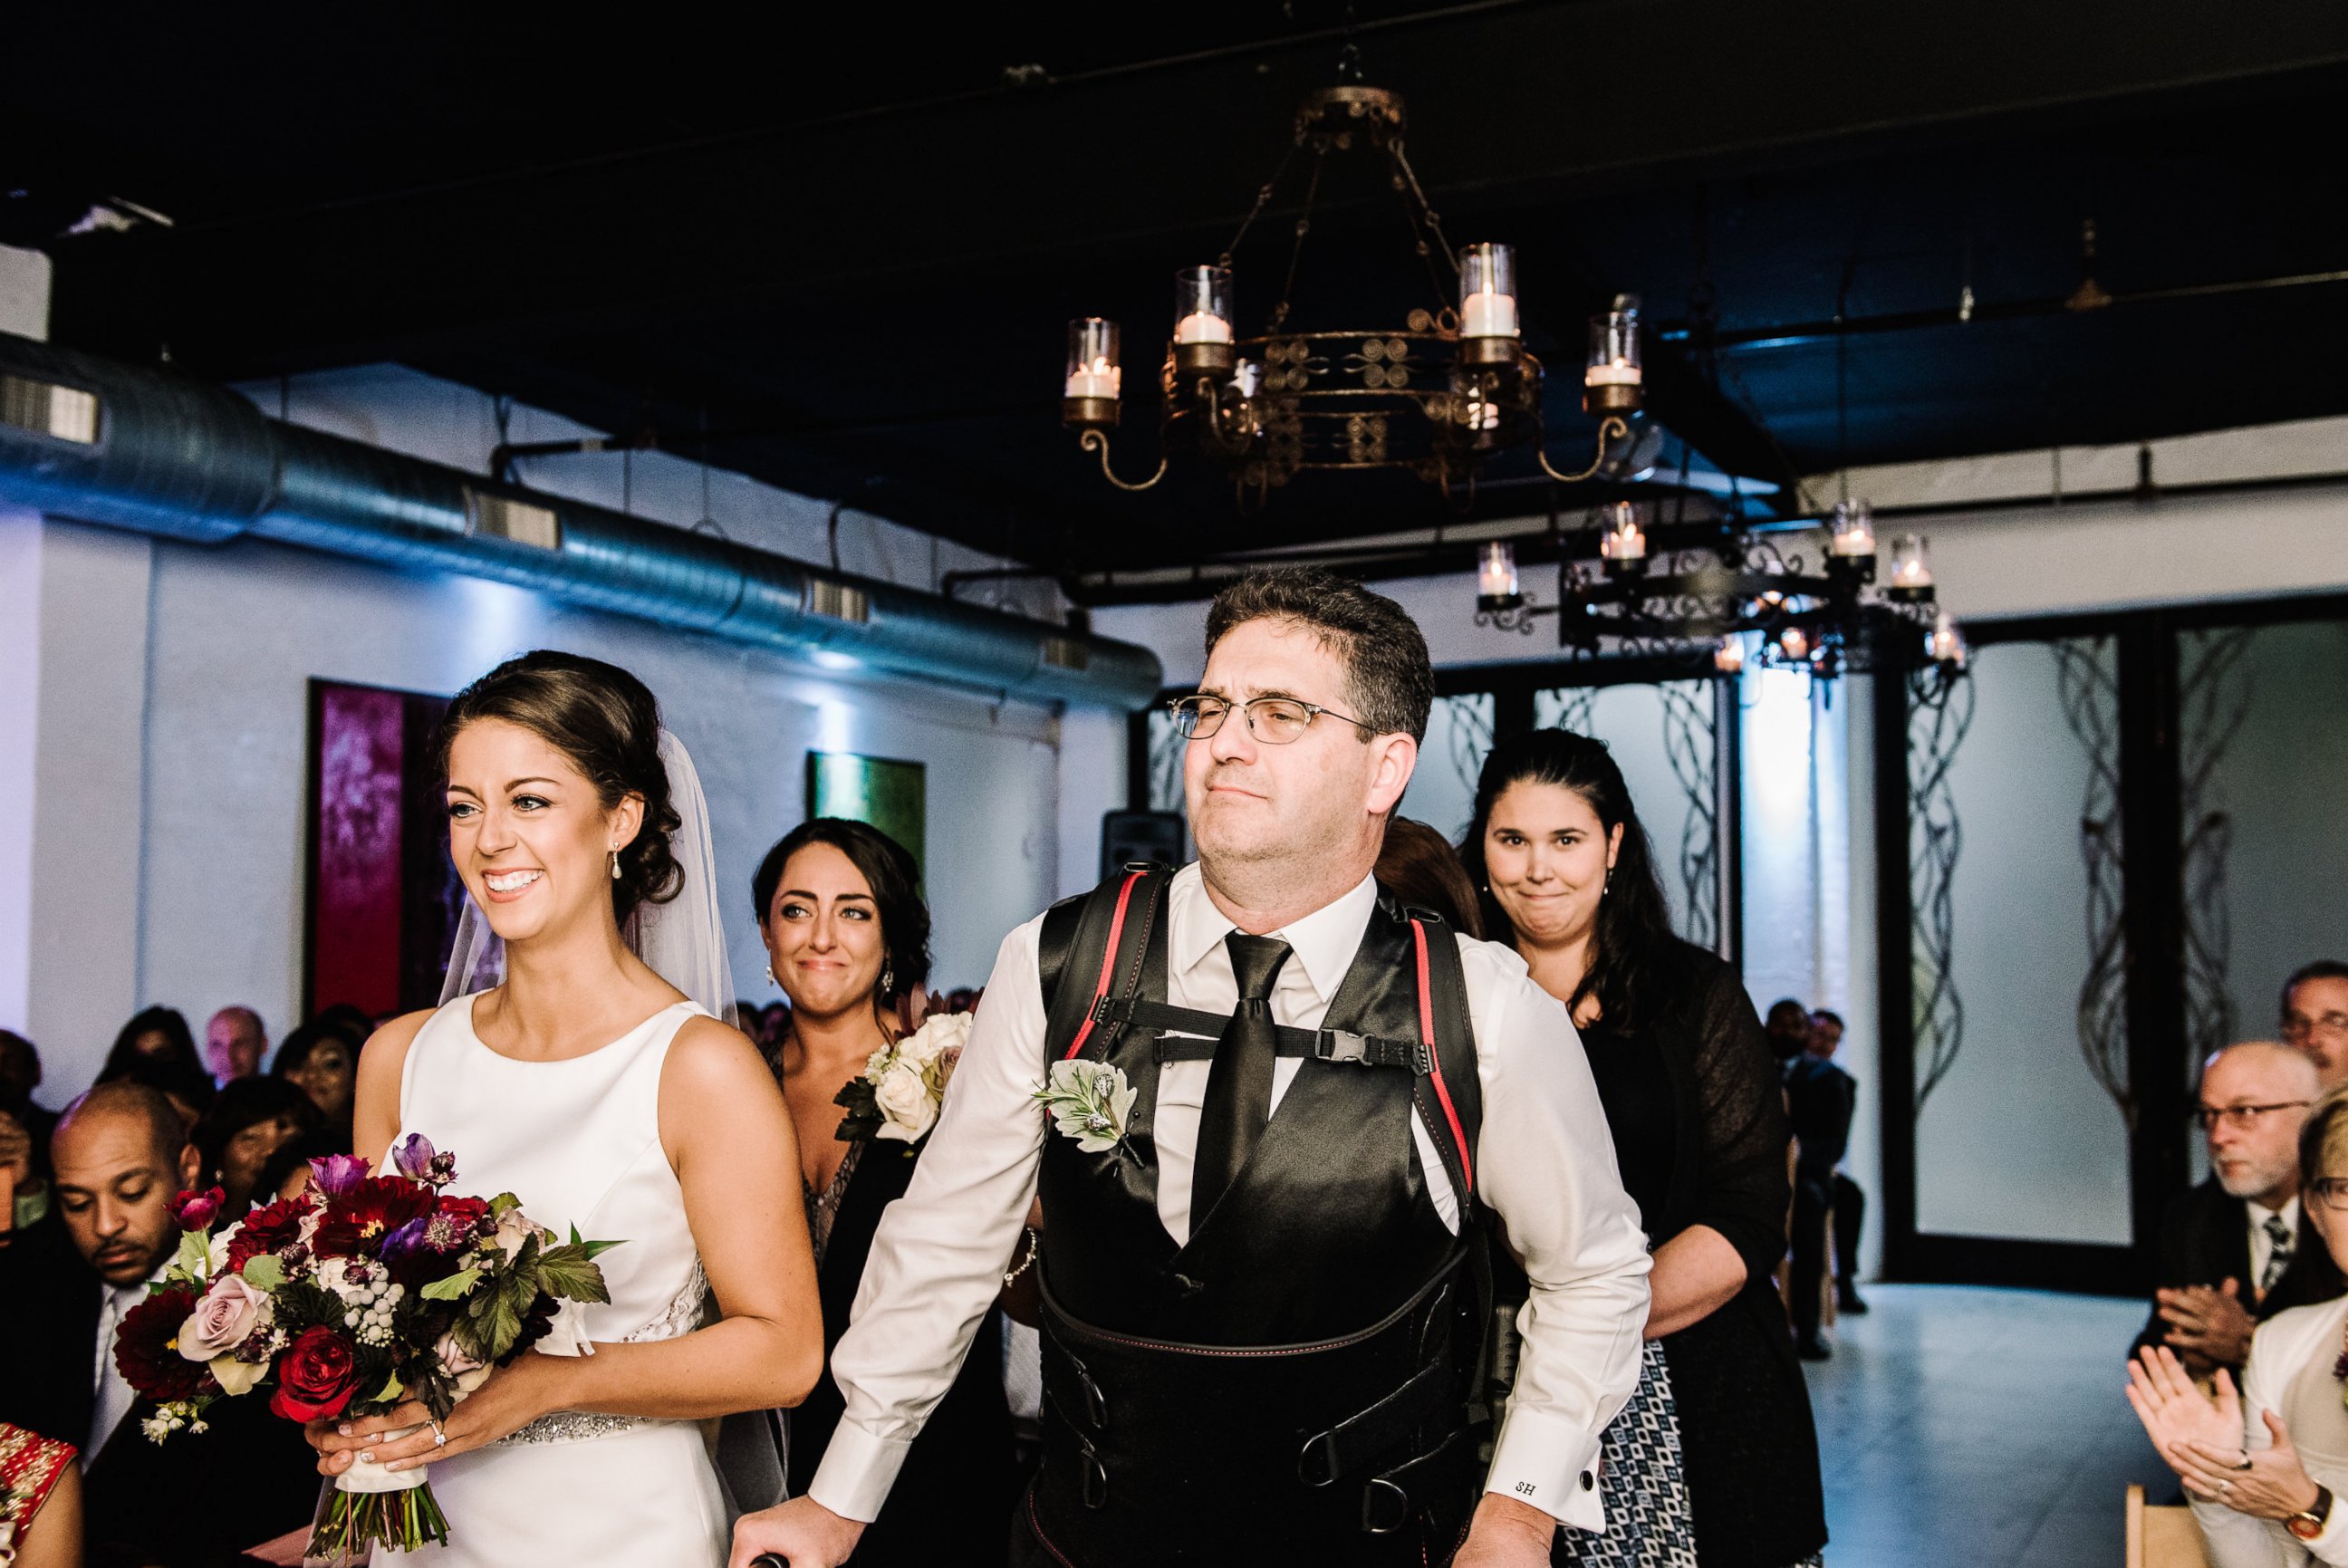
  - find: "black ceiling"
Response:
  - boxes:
[9,2,2348,584]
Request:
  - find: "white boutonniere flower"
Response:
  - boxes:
[836,1011,976,1146]
[1033,1059,1137,1154]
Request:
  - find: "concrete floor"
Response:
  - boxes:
[1804,1284,2175,1568]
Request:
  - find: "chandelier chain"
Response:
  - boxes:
[1270,149,1327,332]
[1218,140,1300,269]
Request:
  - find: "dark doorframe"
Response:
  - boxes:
[1875,590,2348,1294]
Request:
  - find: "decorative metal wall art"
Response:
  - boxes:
[1908,659,1978,1109]
[2054,637,2131,1120]
[2179,627,2257,1072]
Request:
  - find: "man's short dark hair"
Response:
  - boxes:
[56,1081,188,1169]
[1766,998,1808,1024]
[1203,567,1433,743]
[1810,1008,1845,1031]
[2284,961,2348,1018]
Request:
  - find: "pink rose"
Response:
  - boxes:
[176,1274,270,1362]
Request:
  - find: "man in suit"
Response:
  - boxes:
[0,1082,317,1567]
[2133,1042,2342,1375]
[2282,960,2348,1091]
[1786,1012,1861,1358]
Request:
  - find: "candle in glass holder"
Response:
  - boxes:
[1064,318,1123,400]
[1173,265,1235,344]
[1889,533,1934,590]
[1929,610,1968,667]
[1779,626,1811,660]
[1477,540,1522,603]
[1585,296,1643,387]
[1459,244,1520,339]
[1065,357,1121,399]
[1713,636,1745,675]
[1829,498,1876,557]
[1598,501,1647,563]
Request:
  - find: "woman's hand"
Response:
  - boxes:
[303,1352,573,1475]
[2180,1409,2326,1521]
[2127,1345,2244,1490]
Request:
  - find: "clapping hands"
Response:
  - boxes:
[2127,1345,2324,1520]
[2156,1279,2257,1372]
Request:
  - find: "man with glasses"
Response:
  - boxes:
[2282,960,2348,1090]
[2132,1042,2341,1376]
[734,567,1650,1568]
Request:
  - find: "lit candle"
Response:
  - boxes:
[1458,244,1521,339]
[1064,356,1121,400]
[1929,611,1967,666]
[1714,636,1745,674]
[1779,626,1811,660]
[1584,357,1641,387]
[1461,291,1519,339]
[1889,533,1934,590]
[1478,540,1521,602]
[1586,295,1643,387]
[1829,499,1876,557]
[1599,502,1647,562]
[1174,312,1234,344]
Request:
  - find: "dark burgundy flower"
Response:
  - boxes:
[223,1195,314,1275]
[311,1176,434,1259]
[114,1287,220,1404]
[173,1187,226,1231]
[269,1326,361,1423]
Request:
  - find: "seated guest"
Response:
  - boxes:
[1764,996,1813,1067]
[1809,1010,1869,1316]
[0,1422,79,1568]
[1371,815,1485,935]
[2135,1044,2339,1376]
[95,1007,204,1084]
[1,1082,317,1566]
[2130,1087,2348,1563]
[200,1005,266,1087]
[189,1075,313,1215]
[0,1032,53,1190]
[753,819,1014,1566]
[1786,1010,1862,1356]
[267,1019,358,1149]
[2284,961,2348,1092]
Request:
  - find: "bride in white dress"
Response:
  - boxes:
[304,651,823,1565]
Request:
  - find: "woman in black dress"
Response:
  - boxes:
[753,818,1015,1564]
[1463,730,1827,1568]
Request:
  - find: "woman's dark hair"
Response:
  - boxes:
[434,650,682,926]
[193,1076,318,1189]
[752,818,932,1011]
[270,1019,360,1080]
[1458,729,1678,1030]
[1375,817,1485,939]
[99,1005,205,1083]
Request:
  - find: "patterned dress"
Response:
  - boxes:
[0,1423,74,1566]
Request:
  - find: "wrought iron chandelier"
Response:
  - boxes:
[1059,85,1635,506]
[1473,499,1970,680]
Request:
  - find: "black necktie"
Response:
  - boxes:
[1193,932,1292,1222]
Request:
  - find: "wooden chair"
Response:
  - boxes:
[2127,1485,2213,1568]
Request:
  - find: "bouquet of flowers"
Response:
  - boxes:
[111,1136,618,1560]
[832,1010,973,1147]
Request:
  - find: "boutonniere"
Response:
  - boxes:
[1033,1059,1138,1156]
[835,1011,975,1149]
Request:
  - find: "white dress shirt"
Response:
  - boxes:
[810,864,1652,1532]
[2251,1197,2303,1296]
[90,1273,157,1459]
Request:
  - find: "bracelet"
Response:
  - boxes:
[1004,1227,1039,1287]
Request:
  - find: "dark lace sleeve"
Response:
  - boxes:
[1679,956,1794,1285]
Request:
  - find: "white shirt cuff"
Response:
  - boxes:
[805,1421,913,1524]
[1485,1400,1606,1532]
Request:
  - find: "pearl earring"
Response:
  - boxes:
[764,962,776,984]
[611,850,622,880]
[880,962,895,996]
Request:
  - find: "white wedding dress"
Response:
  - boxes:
[376,992,727,1565]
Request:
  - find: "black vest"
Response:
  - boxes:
[1025,867,1488,1567]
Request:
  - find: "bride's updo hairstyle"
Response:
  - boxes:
[434,650,683,925]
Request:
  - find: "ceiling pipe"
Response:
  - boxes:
[0,332,1161,709]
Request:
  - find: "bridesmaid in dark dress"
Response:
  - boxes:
[753,818,1015,1566]
[1463,731,1828,1568]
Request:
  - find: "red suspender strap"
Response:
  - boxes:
[1063,869,1144,1060]
[1411,918,1475,1198]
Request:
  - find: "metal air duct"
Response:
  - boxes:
[0,332,1163,709]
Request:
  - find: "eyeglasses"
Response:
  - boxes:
[2283,1013,2348,1041]
[2191,1101,2312,1131]
[1168,694,1377,745]
[2309,1178,2348,1212]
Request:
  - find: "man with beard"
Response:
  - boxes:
[0,1082,315,1565]
[2133,1042,2343,1375]
[732,568,1650,1568]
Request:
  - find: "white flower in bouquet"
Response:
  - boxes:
[873,1063,939,1142]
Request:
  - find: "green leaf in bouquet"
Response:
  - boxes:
[239,1255,285,1292]
[535,1245,612,1305]
[488,1192,524,1217]
[420,1265,483,1301]
[173,1228,210,1283]
[566,1224,625,1261]
[467,1285,524,1363]
[372,1371,404,1403]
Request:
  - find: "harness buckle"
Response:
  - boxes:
[1322,1030,1372,1065]
[1361,1477,1410,1534]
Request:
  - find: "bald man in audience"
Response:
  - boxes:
[203,1005,266,1086]
[0,1082,315,1566]
[2132,1043,2343,1375]
[2282,960,2348,1090]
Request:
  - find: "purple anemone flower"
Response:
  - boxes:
[307,1152,370,1198]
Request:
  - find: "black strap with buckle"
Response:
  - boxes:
[1295,1356,1460,1488]
[1093,996,1430,1073]
[1360,1424,1480,1534]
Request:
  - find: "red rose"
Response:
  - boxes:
[268,1326,361,1424]
[114,1287,220,1404]
[311,1177,434,1260]
[224,1195,314,1275]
